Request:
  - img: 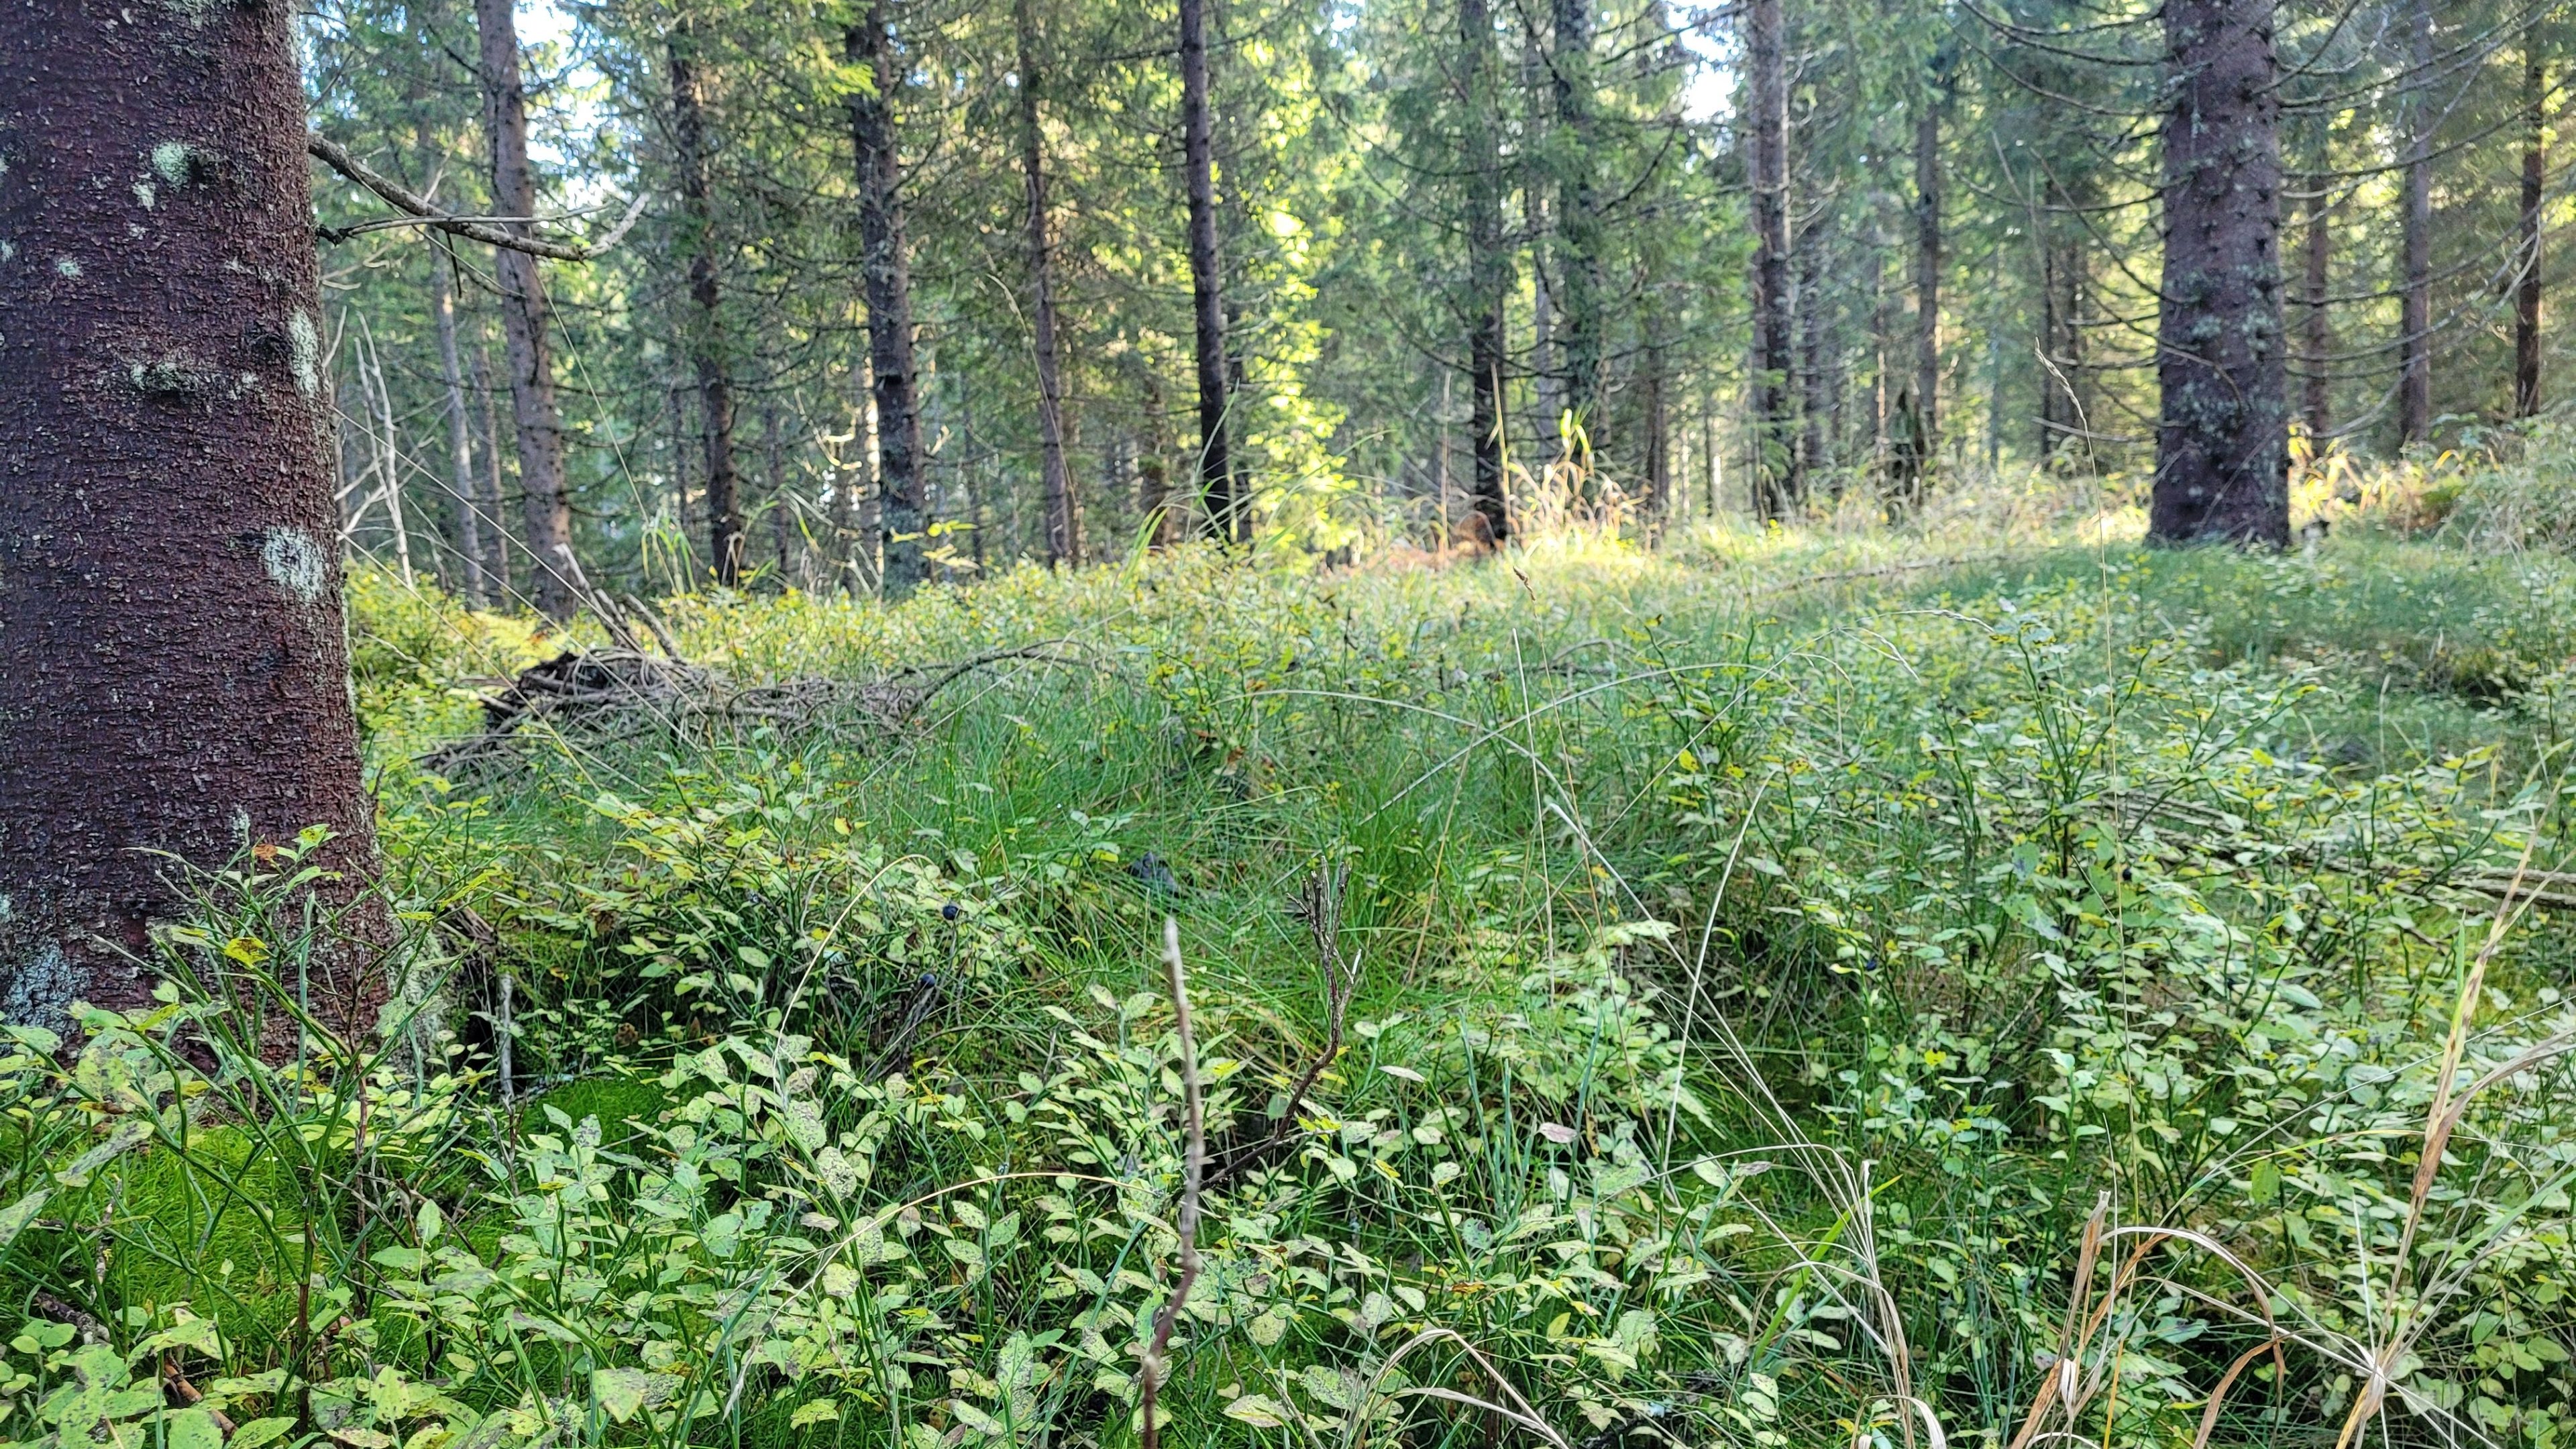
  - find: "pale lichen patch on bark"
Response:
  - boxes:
[0,941,83,1036]
[150,141,197,185]
[259,525,327,604]
[288,308,319,395]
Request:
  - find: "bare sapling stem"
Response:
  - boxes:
[1140,917,1203,1449]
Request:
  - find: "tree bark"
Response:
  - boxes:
[1907,70,1941,502]
[475,0,578,618]
[2302,185,2333,441]
[2398,0,2434,445]
[2518,40,2546,420]
[1550,0,1601,431]
[670,24,745,586]
[763,400,794,577]
[1746,0,1797,515]
[0,0,383,1033]
[1179,0,1236,544]
[847,1,927,595]
[2151,0,2288,547]
[1016,0,1077,566]
[1462,0,1511,545]
[1798,231,1829,480]
[472,343,513,598]
[1137,365,1181,546]
[428,241,488,608]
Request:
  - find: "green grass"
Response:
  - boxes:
[15,517,2576,1449]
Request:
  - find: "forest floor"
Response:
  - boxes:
[16,485,2576,1449]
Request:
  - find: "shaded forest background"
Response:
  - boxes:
[311,0,2573,598]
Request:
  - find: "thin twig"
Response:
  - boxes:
[1210,864,1359,1187]
[1139,918,1203,1449]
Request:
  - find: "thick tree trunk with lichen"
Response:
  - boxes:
[477,0,579,618]
[0,0,383,1035]
[2151,0,2288,546]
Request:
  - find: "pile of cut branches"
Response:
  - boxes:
[419,590,1072,775]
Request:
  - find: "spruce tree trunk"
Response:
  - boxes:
[1798,234,1829,480]
[2151,0,2288,547]
[1746,0,1798,515]
[1550,0,1601,430]
[0,0,383,1032]
[2398,0,2433,445]
[472,344,515,598]
[1179,0,1236,543]
[1462,0,1511,545]
[476,0,578,618]
[670,26,745,585]
[2518,41,2546,419]
[429,243,488,608]
[2302,187,2333,441]
[1908,72,1941,502]
[1016,0,1077,566]
[847,0,926,594]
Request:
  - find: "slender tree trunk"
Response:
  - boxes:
[847,0,926,595]
[1644,340,1671,522]
[1746,0,1797,515]
[476,0,578,618]
[1550,0,1601,431]
[1016,0,1077,566]
[1463,0,1511,545]
[1137,367,1180,545]
[2151,0,2288,546]
[2518,40,2546,419]
[1907,71,1942,504]
[2398,0,2434,445]
[1179,0,1235,544]
[669,24,745,585]
[428,243,488,608]
[764,400,793,577]
[2302,186,2334,440]
[472,343,514,598]
[1798,233,1829,480]
[0,0,382,1030]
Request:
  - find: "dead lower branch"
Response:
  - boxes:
[307,133,645,262]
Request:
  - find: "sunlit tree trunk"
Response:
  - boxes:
[0,0,382,1032]
[476,0,578,617]
[2151,0,2288,546]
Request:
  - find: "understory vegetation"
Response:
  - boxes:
[11,469,2576,1449]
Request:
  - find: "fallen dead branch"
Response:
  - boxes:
[419,633,1085,777]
